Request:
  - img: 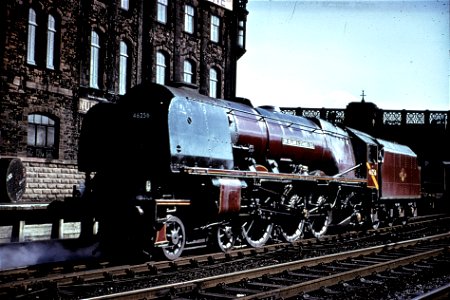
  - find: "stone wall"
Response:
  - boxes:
[21,158,85,202]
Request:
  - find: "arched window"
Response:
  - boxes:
[119,41,129,95]
[156,51,167,84]
[209,68,219,98]
[183,60,194,84]
[46,14,56,69]
[90,30,100,89]
[27,114,58,158]
[27,8,37,65]
[27,9,60,69]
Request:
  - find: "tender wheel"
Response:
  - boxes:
[308,195,332,238]
[160,215,185,260]
[407,202,417,218]
[369,207,380,230]
[241,217,273,248]
[389,204,408,226]
[215,224,235,252]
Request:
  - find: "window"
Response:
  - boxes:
[90,30,100,89]
[156,51,167,84]
[211,15,220,43]
[120,0,129,10]
[183,60,194,84]
[27,8,37,65]
[27,114,57,158]
[238,20,245,48]
[184,5,194,34]
[27,9,60,69]
[46,15,56,69]
[209,68,219,98]
[119,41,129,95]
[157,0,168,23]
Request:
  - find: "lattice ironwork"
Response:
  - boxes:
[430,112,447,126]
[281,109,296,116]
[302,109,320,118]
[383,111,402,126]
[325,109,345,124]
[406,112,425,124]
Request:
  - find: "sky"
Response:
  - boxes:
[236,0,450,110]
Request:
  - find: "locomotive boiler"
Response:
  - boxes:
[68,82,421,260]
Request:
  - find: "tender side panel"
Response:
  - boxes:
[379,142,421,199]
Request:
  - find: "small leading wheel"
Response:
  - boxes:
[241,217,273,248]
[214,223,235,252]
[160,215,185,260]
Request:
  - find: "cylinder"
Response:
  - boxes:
[0,158,27,203]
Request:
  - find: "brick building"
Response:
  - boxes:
[0,0,248,202]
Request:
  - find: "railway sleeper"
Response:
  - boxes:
[219,285,261,295]
[286,271,322,279]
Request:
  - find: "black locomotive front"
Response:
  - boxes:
[77,84,175,258]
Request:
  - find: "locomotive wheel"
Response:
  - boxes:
[308,195,332,238]
[279,189,306,242]
[160,215,185,260]
[280,218,305,242]
[241,217,273,248]
[214,224,235,252]
[309,209,332,238]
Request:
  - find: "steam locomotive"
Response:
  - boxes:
[66,82,422,260]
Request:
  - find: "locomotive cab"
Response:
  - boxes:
[346,128,379,181]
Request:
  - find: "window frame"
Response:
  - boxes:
[238,20,245,48]
[183,59,194,84]
[210,15,220,43]
[157,0,168,24]
[46,14,56,69]
[90,30,100,89]
[120,0,129,11]
[209,67,219,98]
[119,41,129,95]
[184,5,195,34]
[156,51,167,85]
[27,8,37,65]
[27,113,58,159]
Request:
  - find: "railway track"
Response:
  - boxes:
[89,232,450,300]
[1,215,449,299]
